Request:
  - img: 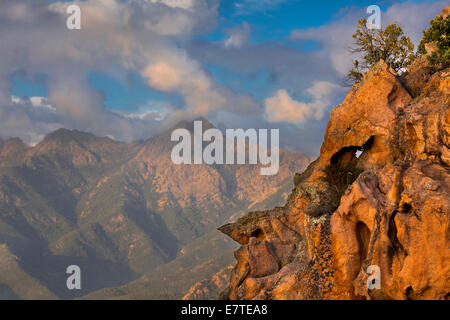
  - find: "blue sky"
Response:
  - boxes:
[3,0,447,153]
[14,0,373,111]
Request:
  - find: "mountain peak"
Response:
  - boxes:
[5,137,26,146]
[172,117,216,133]
[42,128,98,144]
[0,137,27,153]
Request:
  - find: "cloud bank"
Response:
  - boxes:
[264,82,341,124]
[0,0,259,144]
[0,0,445,154]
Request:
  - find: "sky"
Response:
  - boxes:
[1,0,446,154]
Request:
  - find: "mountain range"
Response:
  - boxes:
[0,119,311,299]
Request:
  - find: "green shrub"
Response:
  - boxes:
[347,19,415,83]
[321,161,363,195]
[305,161,363,217]
[418,15,450,67]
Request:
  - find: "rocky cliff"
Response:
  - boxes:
[219,47,449,299]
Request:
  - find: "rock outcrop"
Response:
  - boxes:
[219,54,449,299]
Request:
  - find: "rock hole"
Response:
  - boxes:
[251,229,265,241]
[406,286,414,300]
[361,136,374,153]
[330,136,374,165]
[401,202,412,214]
[330,146,359,165]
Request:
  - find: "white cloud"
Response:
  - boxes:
[383,2,446,44]
[149,0,197,10]
[0,0,261,143]
[1,0,444,153]
[264,81,340,124]
[12,96,56,112]
[224,22,251,49]
[264,89,312,123]
[114,100,174,121]
[234,0,287,16]
[116,110,164,121]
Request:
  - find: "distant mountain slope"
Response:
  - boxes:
[0,244,57,300]
[182,266,233,300]
[0,120,311,299]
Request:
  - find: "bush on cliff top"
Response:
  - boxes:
[347,18,415,83]
[418,15,450,67]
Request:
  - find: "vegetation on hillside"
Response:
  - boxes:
[305,161,363,217]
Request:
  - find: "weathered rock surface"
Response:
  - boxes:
[219,56,449,300]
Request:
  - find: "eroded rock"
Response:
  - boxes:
[219,56,449,300]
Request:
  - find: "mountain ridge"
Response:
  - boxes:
[0,119,311,299]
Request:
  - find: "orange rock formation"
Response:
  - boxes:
[219,48,449,299]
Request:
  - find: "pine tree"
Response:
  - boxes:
[347,18,415,83]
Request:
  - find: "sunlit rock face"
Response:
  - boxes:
[220,55,449,300]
